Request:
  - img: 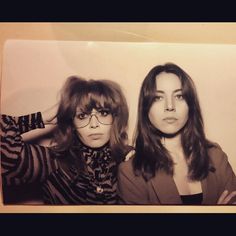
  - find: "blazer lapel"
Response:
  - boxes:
[201,172,219,204]
[150,170,182,204]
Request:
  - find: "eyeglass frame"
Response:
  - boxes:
[74,109,115,129]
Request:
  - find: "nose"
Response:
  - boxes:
[89,114,99,128]
[165,96,176,112]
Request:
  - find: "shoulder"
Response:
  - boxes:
[118,155,148,189]
[119,154,135,172]
[207,143,228,167]
[118,152,138,181]
[124,146,135,161]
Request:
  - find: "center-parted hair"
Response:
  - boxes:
[134,63,214,181]
[52,76,129,167]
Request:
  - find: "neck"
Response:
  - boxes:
[162,134,182,150]
[162,134,185,162]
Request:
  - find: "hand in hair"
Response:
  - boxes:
[217,190,236,204]
[42,103,58,125]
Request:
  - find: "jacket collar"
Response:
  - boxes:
[150,169,217,204]
[150,169,182,204]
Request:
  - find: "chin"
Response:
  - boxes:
[160,128,183,137]
[88,140,107,148]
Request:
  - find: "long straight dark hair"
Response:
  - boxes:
[134,63,214,181]
[51,76,129,171]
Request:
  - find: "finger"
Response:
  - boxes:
[223,191,236,204]
[217,190,229,204]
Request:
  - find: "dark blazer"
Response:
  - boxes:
[117,146,236,205]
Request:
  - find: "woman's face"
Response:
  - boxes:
[148,72,189,135]
[73,108,112,148]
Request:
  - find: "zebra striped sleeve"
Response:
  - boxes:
[1,113,54,186]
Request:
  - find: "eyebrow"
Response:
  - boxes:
[156,89,182,93]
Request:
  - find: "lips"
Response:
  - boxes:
[89,133,103,139]
[163,117,177,124]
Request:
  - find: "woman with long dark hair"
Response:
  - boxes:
[1,76,132,204]
[117,63,236,205]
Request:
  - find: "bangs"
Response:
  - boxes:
[76,90,118,113]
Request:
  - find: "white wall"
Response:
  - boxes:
[1,39,236,173]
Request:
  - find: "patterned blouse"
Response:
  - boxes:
[0,112,126,205]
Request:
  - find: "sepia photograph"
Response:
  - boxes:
[0,23,236,213]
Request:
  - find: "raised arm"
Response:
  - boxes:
[21,104,58,142]
[0,112,56,186]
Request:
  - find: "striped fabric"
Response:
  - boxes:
[0,112,118,205]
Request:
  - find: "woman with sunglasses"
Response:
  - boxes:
[1,76,132,204]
